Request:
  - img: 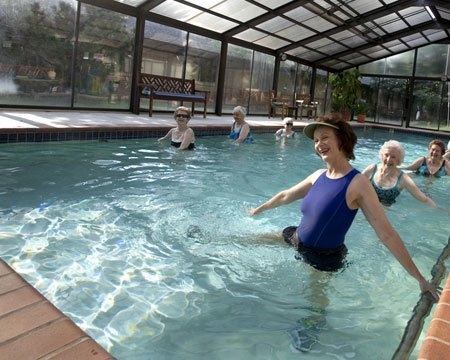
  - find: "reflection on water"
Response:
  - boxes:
[0,131,448,359]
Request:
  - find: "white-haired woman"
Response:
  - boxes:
[275,117,296,140]
[362,140,436,207]
[229,105,253,144]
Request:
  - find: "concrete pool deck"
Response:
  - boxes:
[0,109,449,359]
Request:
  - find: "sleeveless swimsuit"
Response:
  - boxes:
[416,157,446,177]
[277,130,295,139]
[282,169,359,272]
[229,122,253,143]
[171,129,195,150]
[370,164,403,206]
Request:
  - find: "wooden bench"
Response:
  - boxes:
[138,73,209,118]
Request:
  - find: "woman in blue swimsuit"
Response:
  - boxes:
[402,139,450,177]
[362,140,437,207]
[229,106,253,144]
[248,116,438,300]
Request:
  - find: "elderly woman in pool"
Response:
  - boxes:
[248,116,439,300]
[402,139,450,177]
[362,140,437,207]
[275,117,296,140]
[229,105,253,144]
[158,106,195,150]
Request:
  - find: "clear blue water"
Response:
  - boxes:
[0,129,449,360]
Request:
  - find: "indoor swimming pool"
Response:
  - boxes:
[0,128,449,359]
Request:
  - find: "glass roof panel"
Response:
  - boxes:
[284,7,317,23]
[301,16,336,32]
[254,35,290,49]
[115,0,147,5]
[188,12,238,33]
[425,30,448,42]
[399,7,433,26]
[150,1,202,22]
[296,50,325,62]
[369,49,393,59]
[185,0,224,7]
[257,17,295,33]
[316,42,349,55]
[210,0,267,22]
[276,25,315,42]
[254,0,293,10]
[233,29,267,42]
[374,16,408,34]
[348,0,384,14]
[437,7,450,21]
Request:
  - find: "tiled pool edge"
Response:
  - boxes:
[0,258,115,360]
[418,272,450,360]
[0,123,448,144]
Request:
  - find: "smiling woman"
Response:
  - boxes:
[157,106,196,150]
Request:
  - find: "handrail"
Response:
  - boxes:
[391,236,450,360]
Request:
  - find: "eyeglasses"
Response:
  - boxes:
[176,114,189,119]
[285,123,293,126]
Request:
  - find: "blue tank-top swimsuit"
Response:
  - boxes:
[298,169,359,250]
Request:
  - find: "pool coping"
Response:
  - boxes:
[0,258,115,359]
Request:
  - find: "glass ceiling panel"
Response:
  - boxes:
[233,29,267,42]
[257,17,295,33]
[254,35,290,49]
[317,42,349,55]
[285,7,317,23]
[368,49,393,58]
[211,0,267,22]
[348,0,384,14]
[399,8,433,26]
[115,0,147,5]
[188,12,238,33]
[254,0,293,10]
[333,10,351,22]
[425,30,448,42]
[185,0,224,7]
[302,16,336,32]
[437,7,450,21]
[150,1,202,22]
[297,51,325,62]
[276,25,315,42]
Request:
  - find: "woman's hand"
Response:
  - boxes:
[420,279,441,302]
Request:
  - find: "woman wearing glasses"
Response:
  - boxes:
[158,106,195,150]
[275,117,296,140]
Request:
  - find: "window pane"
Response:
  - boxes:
[415,44,449,77]
[140,22,187,112]
[185,33,220,114]
[410,80,445,131]
[223,44,252,113]
[248,51,274,115]
[376,78,407,126]
[74,4,135,109]
[0,0,77,107]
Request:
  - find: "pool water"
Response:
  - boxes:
[0,129,449,359]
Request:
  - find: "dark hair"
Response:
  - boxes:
[317,115,357,160]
